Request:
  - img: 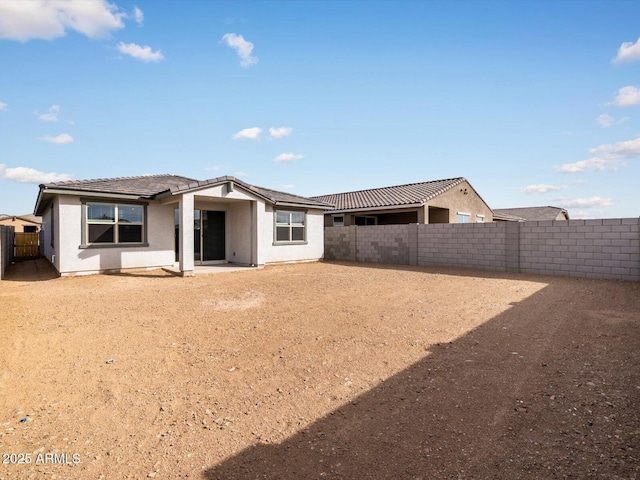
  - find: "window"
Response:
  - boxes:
[332,215,344,227]
[457,213,470,223]
[84,202,145,246]
[476,215,485,223]
[275,210,306,243]
[355,216,376,226]
[24,225,37,233]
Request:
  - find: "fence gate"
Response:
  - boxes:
[14,232,39,259]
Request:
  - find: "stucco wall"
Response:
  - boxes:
[424,180,493,223]
[57,195,175,275]
[259,205,325,264]
[226,201,254,265]
[0,217,41,232]
[325,218,640,281]
[40,200,56,268]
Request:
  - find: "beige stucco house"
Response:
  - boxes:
[312,177,493,226]
[0,214,42,232]
[34,175,332,276]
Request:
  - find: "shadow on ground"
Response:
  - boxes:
[2,258,59,282]
[204,276,640,479]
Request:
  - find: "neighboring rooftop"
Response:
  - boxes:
[311,177,469,211]
[493,206,569,221]
[0,213,42,224]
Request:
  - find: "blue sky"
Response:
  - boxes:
[1,0,639,218]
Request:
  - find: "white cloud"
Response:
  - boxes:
[0,164,71,183]
[613,86,640,107]
[117,42,164,62]
[269,127,293,139]
[556,137,640,173]
[278,184,294,190]
[232,127,262,140]
[206,165,225,171]
[596,113,629,128]
[0,0,126,42]
[38,104,60,122]
[596,113,614,128]
[520,184,562,194]
[234,171,248,177]
[133,6,144,26]
[39,133,73,145]
[555,197,614,208]
[613,37,640,64]
[0,101,7,111]
[274,153,304,163]
[221,33,258,67]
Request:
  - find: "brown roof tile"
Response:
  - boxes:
[311,177,467,211]
[42,174,197,198]
[39,174,331,209]
[493,206,569,221]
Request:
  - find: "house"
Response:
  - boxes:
[0,214,42,232]
[493,206,569,222]
[33,175,332,276]
[311,177,493,226]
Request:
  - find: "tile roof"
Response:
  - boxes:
[41,174,197,198]
[248,184,332,208]
[493,206,569,221]
[0,213,42,223]
[168,175,331,208]
[38,174,331,209]
[311,177,467,211]
[492,211,526,222]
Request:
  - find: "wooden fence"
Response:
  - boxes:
[14,232,40,259]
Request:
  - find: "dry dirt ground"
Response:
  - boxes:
[1,259,639,480]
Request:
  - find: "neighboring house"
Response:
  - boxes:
[0,214,42,232]
[493,206,569,222]
[34,175,332,276]
[312,177,493,226]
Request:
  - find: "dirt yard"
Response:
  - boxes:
[0,259,638,479]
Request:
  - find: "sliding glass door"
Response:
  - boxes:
[174,210,225,262]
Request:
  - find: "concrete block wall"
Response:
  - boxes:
[520,218,640,281]
[417,222,508,271]
[324,226,357,261]
[324,217,640,281]
[355,225,411,264]
[0,225,14,280]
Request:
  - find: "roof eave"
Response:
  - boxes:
[273,201,334,210]
[327,202,425,214]
[169,177,276,204]
[34,186,147,215]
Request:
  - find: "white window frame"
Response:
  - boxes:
[476,215,485,223]
[274,209,307,244]
[457,212,470,223]
[332,215,345,227]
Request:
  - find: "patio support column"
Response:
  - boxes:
[251,200,258,266]
[179,193,195,276]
